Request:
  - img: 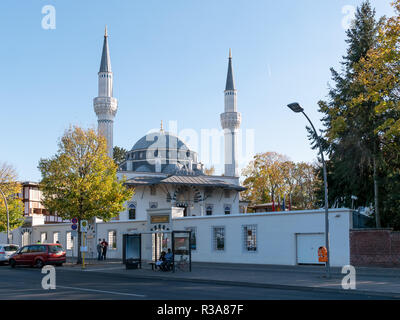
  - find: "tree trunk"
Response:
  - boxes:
[373,156,381,228]
[271,190,275,211]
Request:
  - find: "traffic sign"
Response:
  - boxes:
[71,224,78,231]
[80,220,88,233]
[71,218,78,224]
[71,230,78,237]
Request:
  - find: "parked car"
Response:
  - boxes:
[0,244,19,265]
[9,244,66,268]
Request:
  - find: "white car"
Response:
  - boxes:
[0,244,19,265]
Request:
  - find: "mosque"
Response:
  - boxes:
[93,26,246,221]
[2,28,353,267]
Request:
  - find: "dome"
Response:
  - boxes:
[131,131,188,152]
[136,165,152,172]
[123,130,203,175]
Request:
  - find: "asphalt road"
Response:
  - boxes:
[0,265,393,300]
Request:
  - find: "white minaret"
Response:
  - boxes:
[220,49,241,177]
[93,26,118,158]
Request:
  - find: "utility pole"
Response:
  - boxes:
[287,103,331,279]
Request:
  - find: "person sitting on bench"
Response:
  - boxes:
[156,251,166,270]
[162,249,173,271]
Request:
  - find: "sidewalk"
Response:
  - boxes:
[65,257,121,267]
[61,259,400,298]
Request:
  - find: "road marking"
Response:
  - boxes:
[57,285,146,297]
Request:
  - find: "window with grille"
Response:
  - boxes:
[243,225,257,252]
[108,230,117,249]
[22,232,29,246]
[185,227,197,250]
[40,232,47,243]
[66,232,73,250]
[213,227,225,251]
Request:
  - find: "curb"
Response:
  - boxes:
[58,267,400,299]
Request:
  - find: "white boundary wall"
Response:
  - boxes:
[173,209,351,267]
[1,209,351,267]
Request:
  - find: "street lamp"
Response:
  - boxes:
[0,188,10,245]
[287,102,331,279]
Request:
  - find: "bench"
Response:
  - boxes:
[148,261,174,271]
[148,262,158,271]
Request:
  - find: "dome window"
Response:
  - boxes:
[128,203,136,220]
[224,205,231,215]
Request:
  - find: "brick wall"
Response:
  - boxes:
[350,229,400,267]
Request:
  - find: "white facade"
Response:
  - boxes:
[116,172,241,221]
[173,209,351,267]
[13,209,350,267]
[3,206,352,267]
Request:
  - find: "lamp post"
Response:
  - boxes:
[287,102,331,279]
[0,188,10,244]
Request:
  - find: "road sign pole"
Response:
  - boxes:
[71,218,78,263]
[82,232,85,269]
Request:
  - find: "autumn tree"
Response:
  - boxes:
[292,162,321,210]
[204,166,215,176]
[241,152,286,206]
[38,127,133,264]
[241,152,320,210]
[0,163,24,235]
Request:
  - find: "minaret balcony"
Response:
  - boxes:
[93,96,118,119]
[220,112,241,129]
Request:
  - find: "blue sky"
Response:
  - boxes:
[0,0,395,181]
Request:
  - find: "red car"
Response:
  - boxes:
[9,244,66,268]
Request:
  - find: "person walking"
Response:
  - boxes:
[101,238,108,260]
[97,239,103,261]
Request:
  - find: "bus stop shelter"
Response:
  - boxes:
[123,230,192,272]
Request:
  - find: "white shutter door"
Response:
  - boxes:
[297,233,324,265]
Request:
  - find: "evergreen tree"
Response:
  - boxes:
[113,146,127,167]
[311,1,382,224]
